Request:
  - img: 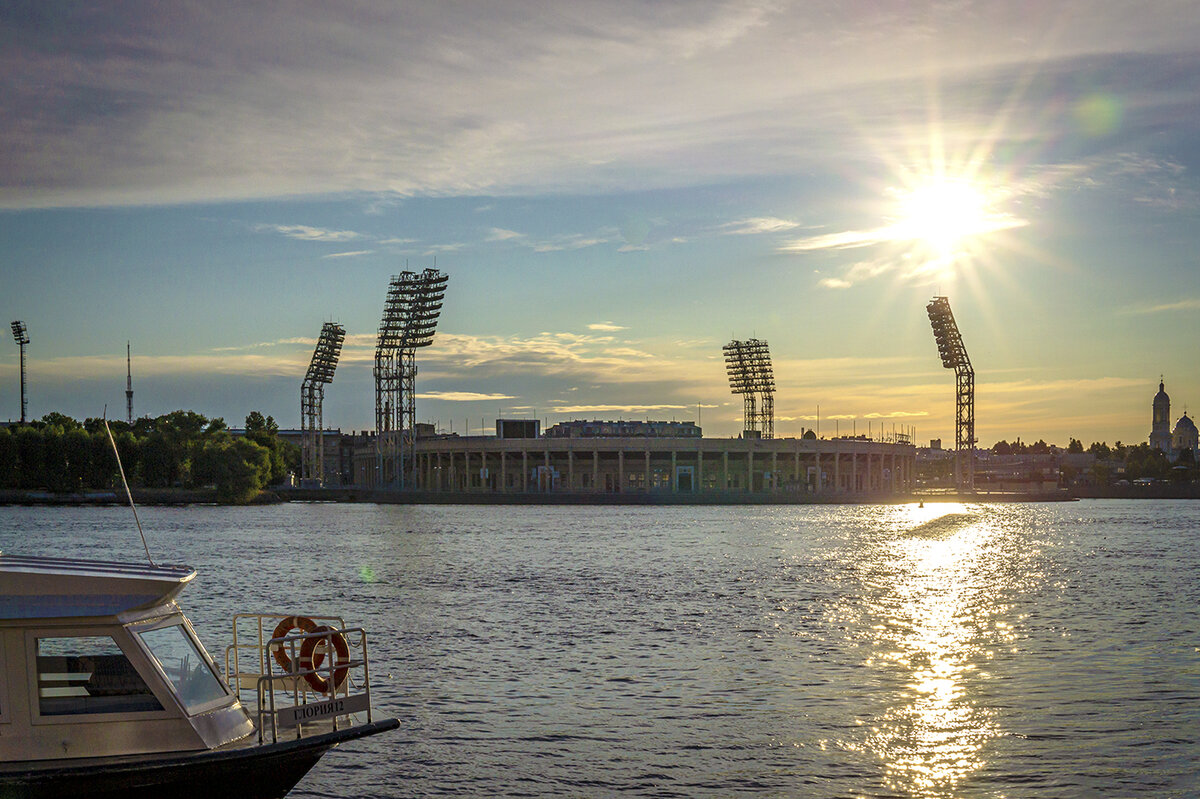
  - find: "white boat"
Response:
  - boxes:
[0,553,398,798]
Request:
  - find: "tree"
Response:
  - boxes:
[0,428,15,488]
[1088,441,1111,460]
[1068,438,1084,454]
[41,412,82,432]
[62,429,91,492]
[86,431,119,490]
[244,411,293,485]
[204,436,272,503]
[992,440,1012,455]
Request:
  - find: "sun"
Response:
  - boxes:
[892,177,1003,258]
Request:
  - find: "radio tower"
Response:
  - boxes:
[301,322,346,486]
[125,342,134,424]
[373,269,448,488]
[926,296,975,492]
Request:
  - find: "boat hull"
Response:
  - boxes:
[0,719,399,799]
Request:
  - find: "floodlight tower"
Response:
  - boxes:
[725,340,758,437]
[301,322,346,485]
[10,321,29,424]
[724,339,776,439]
[126,341,134,425]
[373,268,448,488]
[745,338,775,439]
[926,296,975,491]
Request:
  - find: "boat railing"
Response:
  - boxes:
[223,613,375,744]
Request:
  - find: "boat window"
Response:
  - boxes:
[137,623,228,712]
[36,635,164,716]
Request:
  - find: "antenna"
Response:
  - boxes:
[104,410,153,565]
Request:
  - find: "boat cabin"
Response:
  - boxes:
[0,555,254,762]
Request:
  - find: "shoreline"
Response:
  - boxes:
[0,487,1093,506]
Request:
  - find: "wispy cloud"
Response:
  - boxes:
[549,404,691,414]
[721,217,801,235]
[417,391,517,402]
[486,227,524,241]
[256,224,362,242]
[322,249,374,259]
[1123,298,1200,315]
[587,322,626,331]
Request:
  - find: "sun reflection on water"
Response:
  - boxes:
[853,503,1013,797]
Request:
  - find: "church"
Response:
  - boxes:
[1150,379,1198,461]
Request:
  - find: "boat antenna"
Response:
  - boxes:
[103,408,154,565]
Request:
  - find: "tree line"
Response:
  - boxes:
[989,437,1194,483]
[0,410,297,503]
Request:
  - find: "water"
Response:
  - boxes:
[2,500,1198,798]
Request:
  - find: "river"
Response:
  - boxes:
[2,500,1197,797]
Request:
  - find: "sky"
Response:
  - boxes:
[2,0,1199,447]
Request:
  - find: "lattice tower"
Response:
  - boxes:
[374,269,448,488]
[301,322,345,485]
[926,297,975,491]
[10,321,29,424]
[724,339,775,438]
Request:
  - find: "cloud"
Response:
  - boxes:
[549,404,691,414]
[378,237,418,245]
[721,217,801,235]
[6,4,1200,209]
[256,224,362,242]
[587,322,626,331]
[1123,298,1200,315]
[322,249,374,259]
[416,391,517,402]
[486,227,525,241]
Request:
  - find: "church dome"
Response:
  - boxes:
[1155,380,1170,403]
[1175,414,1197,435]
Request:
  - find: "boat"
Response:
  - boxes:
[0,553,399,798]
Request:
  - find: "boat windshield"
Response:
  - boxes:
[137,623,228,713]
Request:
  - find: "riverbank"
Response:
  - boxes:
[0,486,1085,506]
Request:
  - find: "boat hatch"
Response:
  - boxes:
[224,613,378,744]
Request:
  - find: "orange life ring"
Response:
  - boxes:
[270,615,319,674]
[299,625,350,695]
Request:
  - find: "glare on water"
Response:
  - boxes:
[1,500,1197,798]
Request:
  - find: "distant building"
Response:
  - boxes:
[496,419,540,439]
[1151,379,1172,453]
[545,419,701,439]
[1173,413,1198,458]
[1149,379,1197,461]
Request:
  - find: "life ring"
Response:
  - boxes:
[299,625,350,695]
[270,615,319,674]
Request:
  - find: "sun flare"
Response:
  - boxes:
[892,178,1006,257]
